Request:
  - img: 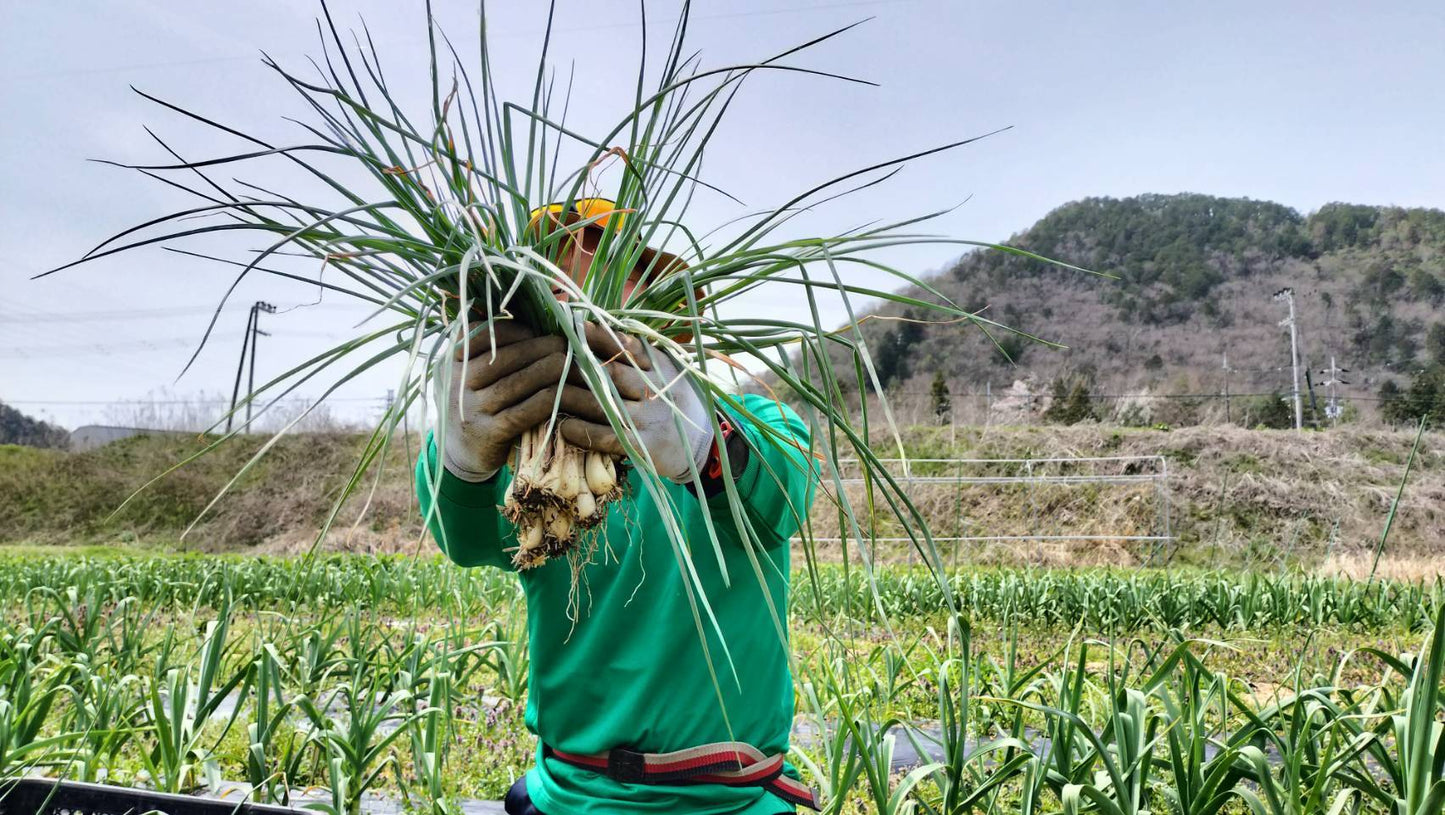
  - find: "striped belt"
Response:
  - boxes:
[543,741,820,810]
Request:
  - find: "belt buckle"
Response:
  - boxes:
[606,747,647,784]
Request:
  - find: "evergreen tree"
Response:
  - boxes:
[1246,392,1296,429]
[930,370,952,425]
[0,402,69,449]
[872,317,927,390]
[1381,365,1445,425]
[1043,377,1097,424]
[1427,323,1445,362]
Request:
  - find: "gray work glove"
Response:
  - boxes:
[559,345,715,483]
[435,321,650,482]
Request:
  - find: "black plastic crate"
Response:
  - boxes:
[0,778,303,815]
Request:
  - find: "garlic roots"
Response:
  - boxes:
[506,424,623,570]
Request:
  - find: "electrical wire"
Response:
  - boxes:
[1,0,921,82]
[0,302,360,324]
[2,396,383,406]
[0,330,352,359]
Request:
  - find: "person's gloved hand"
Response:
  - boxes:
[560,344,715,483]
[435,321,650,482]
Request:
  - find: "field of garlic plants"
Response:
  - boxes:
[0,554,1441,814]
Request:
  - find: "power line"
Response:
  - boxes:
[889,389,1399,403]
[0,330,346,359]
[14,390,1396,407]
[0,390,1371,406]
[0,302,357,324]
[0,334,244,359]
[1,397,381,406]
[2,0,917,82]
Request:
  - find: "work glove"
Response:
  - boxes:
[559,344,716,483]
[434,321,650,482]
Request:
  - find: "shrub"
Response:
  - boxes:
[1241,392,1295,429]
[1381,364,1445,426]
[1043,377,1098,424]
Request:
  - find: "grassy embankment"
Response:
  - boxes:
[2,424,1438,574]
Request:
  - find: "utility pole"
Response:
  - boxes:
[1319,356,1350,425]
[244,302,276,426]
[226,307,256,433]
[949,393,957,447]
[227,301,277,431]
[1273,287,1303,431]
[381,388,399,427]
[1304,369,1322,429]
[1221,351,1231,424]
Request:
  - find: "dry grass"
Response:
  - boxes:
[3,424,1440,574]
[869,423,1444,571]
[1316,552,1445,581]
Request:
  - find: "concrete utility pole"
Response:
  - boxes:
[244,302,277,426]
[226,308,256,433]
[1221,351,1231,424]
[382,388,399,426]
[1319,356,1350,425]
[1273,288,1303,430]
[228,301,277,431]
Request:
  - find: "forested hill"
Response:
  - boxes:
[863,193,1445,406]
[0,402,69,449]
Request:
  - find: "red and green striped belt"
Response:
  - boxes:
[543,741,820,810]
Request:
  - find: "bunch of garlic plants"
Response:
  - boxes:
[53,0,1072,715]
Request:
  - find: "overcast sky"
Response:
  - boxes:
[3,0,1443,430]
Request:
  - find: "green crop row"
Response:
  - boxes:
[794,568,1445,631]
[0,554,1437,630]
[0,553,1441,813]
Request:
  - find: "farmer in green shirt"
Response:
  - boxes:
[415,201,817,815]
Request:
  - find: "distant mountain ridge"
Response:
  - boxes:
[864,193,1445,409]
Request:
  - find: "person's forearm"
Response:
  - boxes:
[702,395,815,549]
[416,434,518,570]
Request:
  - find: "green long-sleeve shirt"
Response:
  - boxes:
[416,394,814,815]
